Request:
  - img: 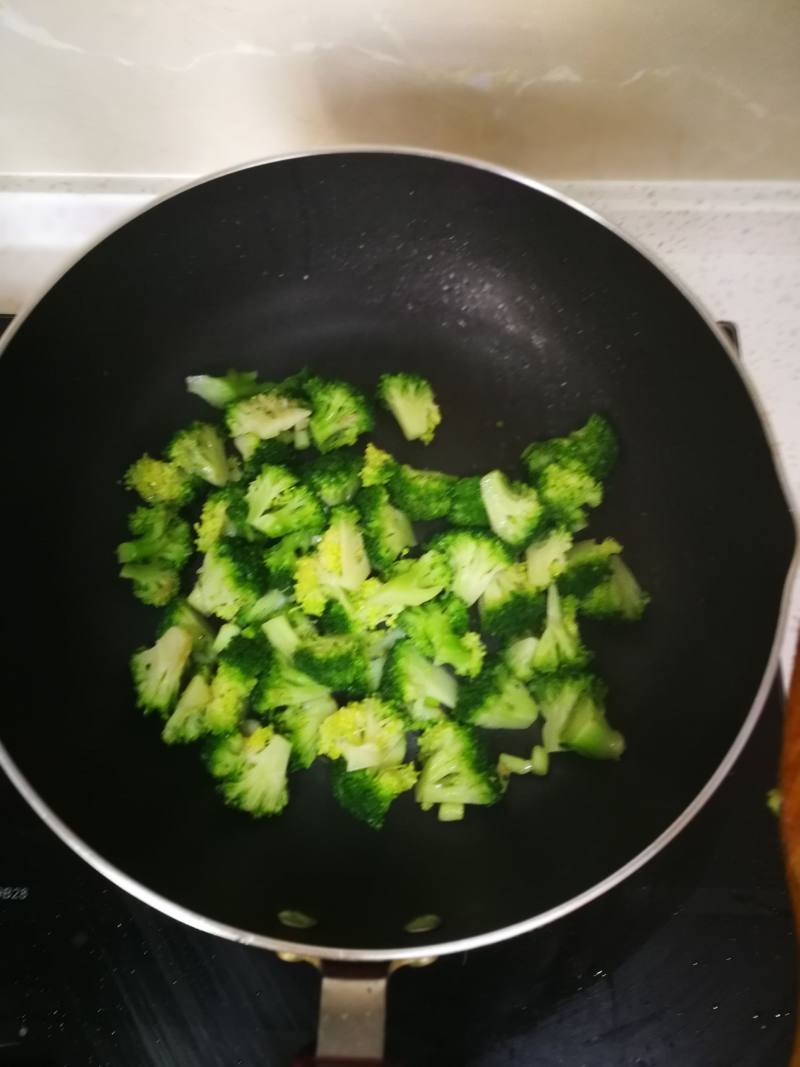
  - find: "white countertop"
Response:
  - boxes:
[1,174,797,673]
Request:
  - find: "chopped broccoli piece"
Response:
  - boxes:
[449,476,490,527]
[525,529,574,590]
[530,745,549,775]
[377,373,441,444]
[204,634,269,733]
[236,589,289,629]
[186,369,262,409]
[522,413,618,483]
[381,639,458,724]
[162,673,212,744]
[561,690,625,760]
[355,551,450,628]
[415,721,502,813]
[213,622,241,654]
[480,470,543,547]
[332,761,418,829]
[303,451,362,507]
[304,376,373,452]
[538,462,602,531]
[364,628,402,691]
[497,752,533,778]
[124,454,195,507]
[360,442,397,487]
[275,696,338,769]
[316,507,371,590]
[503,635,539,682]
[389,464,454,521]
[194,488,249,552]
[531,585,591,674]
[159,599,216,666]
[245,464,325,539]
[428,530,511,606]
[117,505,192,571]
[261,608,316,658]
[119,560,180,607]
[479,564,547,639]
[187,538,267,621]
[557,538,622,597]
[253,656,331,713]
[532,673,602,752]
[398,597,485,677]
[263,530,316,589]
[131,625,193,715]
[456,662,538,729]
[318,596,359,634]
[167,421,230,487]
[226,390,311,442]
[207,726,292,816]
[317,698,407,772]
[241,438,296,480]
[579,556,650,621]
[295,634,371,697]
[356,486,416,570]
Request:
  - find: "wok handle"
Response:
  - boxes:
[293,962,389,1066]
[780,635,800,1066]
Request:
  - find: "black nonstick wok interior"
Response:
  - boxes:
[0,152,794,954]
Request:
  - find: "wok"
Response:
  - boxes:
[0,150,795,1063]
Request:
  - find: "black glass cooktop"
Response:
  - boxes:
[0,313,794,1066]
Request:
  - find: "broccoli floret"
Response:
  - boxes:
[241,438,296,480]
[381,639,457,724]
[561,689,625,760]
[263,530,315,589]
[275,696,338,770]
[226,390,311,442]
[316,507,371,589]
[294,634,371,697]
[159,599,216,666]
[166,421,230,487]
[532,673,599,752]
[304,376,373,452]
[530,585,591,674]
[525,529,574,590]
[187,538,267,621]
[428,530,511,606]
[360,442,397,487]
[556,538,621,597]
[388,464,454,521]
[213,622,241,653]
[119,561,180,607]
[456,662,538,729]
[236,589,289,628]
[331,761,418,829]
[207,725,292,816]
[356,486,416,570]
[317,698,407,771]
[162,673,212,744]
[186,369,263,409]
[124,454,195,507]
[194,487,249,552]
[318,597,359,634]
[253,656,332,713]
[131,625,193,715]
[117,505,192,570]
[449,476,490,527]
[245,464,325,539]
[478,564,547,639]
[415,721,502,814]
[538,463,602,531]
[377,373,441,444]
[398,597,485,677]
[303,451,362,506]
[205,634,270,733]
[503,635,539,682]
[364,628,402,691]
[522,414,619,483]
[261,607,316,658]
[480,470,542,548]
[355,551,450,628]
[579,556,649,621]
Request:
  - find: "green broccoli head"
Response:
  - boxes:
[315,507,372,590]
[263,530,316,590]
[241,437,296,480]
[304,376,373,452]
[503,635,539,683]
[456,661,539,729]
[428,530,511,607]
[398,597,485,677]
[131,625,193,715]
[253,656,332,714]
[245,463,325,539]
[538,463,602,531]
[479,470,543,548]
[186,369,262,408]
[275,695,338,770]
[124,454,195,507]
[226,389,311,442]
[119,561,181,607]
[415,721,502,814]
[521,414,619,482]
[579,555,649,621]
[360,442,398,487]
[355,551,451,628]
[380,639,458,725]
[204,634,270,733]
[318,597,360,634]
[206,725,292,816]
[531,672,599,752]
[377,373,441,444]
[356,486,416,571]
[303,451,362,506]
[261,607,315,658]
[530,585,591,674]
[294,634,371,697]
[525,529,574,590]
[534,673,624,760]
[117,505,192,570]
[449,476,490,528]
[159,598,216,666]
[317,698,407,772]
[561,691,625,760]
[187,538,267,621]
[388,464,454,521]
[331,761,418,829]
[194,488,249,553]
[166,421,231,487]
[556,538,621,597]
[478,563,547,639]
[162,673,212,744]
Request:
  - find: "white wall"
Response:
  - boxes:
[1,0,799,179]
